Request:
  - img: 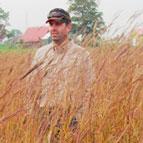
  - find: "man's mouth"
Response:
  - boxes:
[52,32,58,35]
[52,33,58,37]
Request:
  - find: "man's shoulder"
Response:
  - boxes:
[34,43,52,60]
[69,41,89,56]
[69,41,82,49]
[32,43,53,65]
[37,43,52,55]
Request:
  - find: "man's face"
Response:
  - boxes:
[48,20,71,43]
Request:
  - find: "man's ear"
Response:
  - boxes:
[67,23,72,33]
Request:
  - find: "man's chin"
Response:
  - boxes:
[52,36,59,40]
[52,38,64,45]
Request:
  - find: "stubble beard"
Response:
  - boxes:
[52,34,67,45]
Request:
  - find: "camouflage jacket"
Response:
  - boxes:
[28,39,95,112]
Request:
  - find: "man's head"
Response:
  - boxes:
[46,8,72,44]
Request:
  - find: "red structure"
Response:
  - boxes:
[20,26,49,47]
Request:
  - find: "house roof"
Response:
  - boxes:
[21,26,49,42]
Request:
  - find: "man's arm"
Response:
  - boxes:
[24,46,49,114]
[74,49,95,119]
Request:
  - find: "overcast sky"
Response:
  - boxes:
[1,0,143,34]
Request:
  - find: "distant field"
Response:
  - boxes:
[0,42,143,143]
[0,44,35,53]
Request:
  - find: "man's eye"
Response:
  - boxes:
[49,22,53,26]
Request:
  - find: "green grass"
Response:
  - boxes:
[0,44,34,53]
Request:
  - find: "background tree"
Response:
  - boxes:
[0,7,9,41]
[68,0,105,38]
[7,29,22,39]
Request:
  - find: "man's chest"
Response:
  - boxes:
[41,50,79,73]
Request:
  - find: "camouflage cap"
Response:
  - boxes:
[46,8,71,24]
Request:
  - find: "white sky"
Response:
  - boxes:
[1,0,143,35]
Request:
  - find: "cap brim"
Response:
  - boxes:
[46,17,63,23]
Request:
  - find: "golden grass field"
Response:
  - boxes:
[0,40,143,143]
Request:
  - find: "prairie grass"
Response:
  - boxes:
[0,38,143,143]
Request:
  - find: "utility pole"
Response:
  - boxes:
[25,11,29,29]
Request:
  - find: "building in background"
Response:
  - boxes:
[20,26,50,48]
[130,27,143,47]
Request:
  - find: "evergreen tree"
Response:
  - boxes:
[68,0,105,37]
[0,7,9,41]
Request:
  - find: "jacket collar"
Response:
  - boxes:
[52,38,69,54]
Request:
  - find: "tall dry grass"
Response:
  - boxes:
[0,39,143,143]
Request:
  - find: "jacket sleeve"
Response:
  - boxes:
[24,47,47,115]
[76,50,96,119]
[84,51,95,89]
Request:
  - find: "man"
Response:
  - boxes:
[25,8,95,142]
[27,8,95,118]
